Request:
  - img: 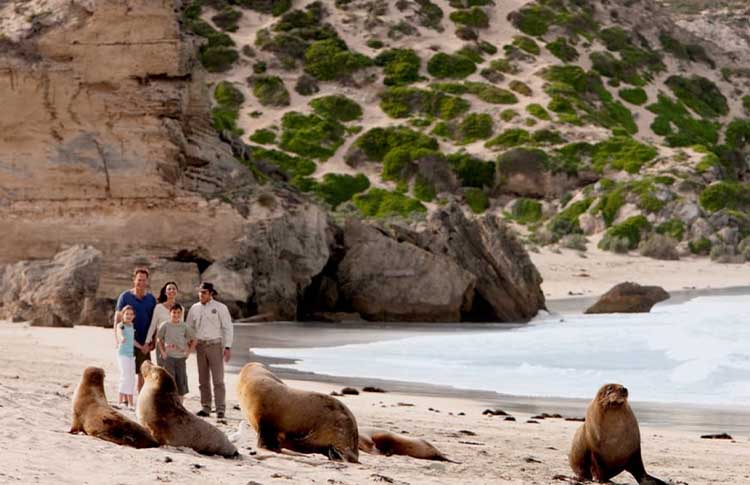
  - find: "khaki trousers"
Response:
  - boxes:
[196,341,225,413]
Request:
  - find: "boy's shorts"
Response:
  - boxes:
[164,356,189,395]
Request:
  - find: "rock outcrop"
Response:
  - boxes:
[0,245,102,327]
[337,219,476,322]
[585,282,670,314]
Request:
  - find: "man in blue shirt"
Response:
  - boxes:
[114,268,157,392]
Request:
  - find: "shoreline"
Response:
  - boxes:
[3,321,749,484]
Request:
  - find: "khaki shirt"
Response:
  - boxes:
[186,299,233,348]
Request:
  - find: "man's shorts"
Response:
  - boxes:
[135,347,152,375]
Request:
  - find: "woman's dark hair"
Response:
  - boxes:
[157,281,179,303]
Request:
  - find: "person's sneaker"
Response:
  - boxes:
[196,409,210,417]
[216,411,225,419]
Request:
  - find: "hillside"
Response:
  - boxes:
[191,0,750,263]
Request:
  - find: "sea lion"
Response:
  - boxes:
[137,361,238,458]
[236,362,359,462]
[569,383,667,485]
[69,367,158,449]
[358,427,456,462]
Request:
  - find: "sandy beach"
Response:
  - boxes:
[2,322,749,485]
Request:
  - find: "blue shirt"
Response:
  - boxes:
[117,323,135,357]
[115,291,157,345]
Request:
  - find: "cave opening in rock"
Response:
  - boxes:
[172,248,213,274]
[461,290,499,323]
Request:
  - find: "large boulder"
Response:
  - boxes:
[337,220,476,322]
[415,204,546,322]
[200,261,253,318]
[238,192,334,321]
[0,245,102,327]
[585,282,670,314]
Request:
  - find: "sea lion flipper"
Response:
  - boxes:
[626,450,668,485]
[257,421,281,452]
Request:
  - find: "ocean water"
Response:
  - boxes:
[254,295,750,405]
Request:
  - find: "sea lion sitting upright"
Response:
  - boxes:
[570,383,667,485]
[137,361,238,458]
[236,362,359,462]
[358,427,457,462]
[69,367,158,449]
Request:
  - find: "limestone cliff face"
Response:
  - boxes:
[0,0,254,298]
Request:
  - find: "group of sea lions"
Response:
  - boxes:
[70,362,668,483]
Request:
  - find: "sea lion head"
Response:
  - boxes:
[81,366,106,388]
[141,361,177,394]
[596,383,629,408]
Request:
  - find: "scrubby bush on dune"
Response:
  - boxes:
[510,198,542,224]
[374,48,422,85]
[698,181,750,213]
[348,126,439,164]
[485,128,530,150]
[655,219,685,241]
[598,215,651,252]
[413,175,437,202]
[380,87,470,120]
[278,112,346,160]
[509,80,533,97]
[560,234,588,251]
[665,75,728,118]
[464,188,489,213]
[590,136,658,174]
[447,153,495,188]
[211,7,242,32]
[659,31,715,68]
[688,237,711,255]
[427,52,477,79]
[547,37,579,62]
[526,103,550,120]
[353,188,426,218]
[237,0,292,16]
[248,146,316,178]
[248,75,290,107]
[639,234,679,260]
[619,87,647,106]
[304,39,372,81]
[249,128,276,144]
[512,35,540,55]
[449,7,490,28]
[546,197,593,241]
[309,95,363,122]
[211,81,245,135]
[509,4,555,37]
[647,93,720,148]
[434,113,494,145]
[301,173,371,209]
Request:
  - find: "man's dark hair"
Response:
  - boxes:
[133,267,150,278]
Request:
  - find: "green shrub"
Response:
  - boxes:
[485,128,530,150]
[304,39,372,81]
[416,0,444,30]
[380,86,470,120]
[382,146,436,181]
[510,4,555,36]
[462,82,517,104]
[374,48,422,85]
[414,175,437,202]
[591,136,658,173]
[500,109,518,121]
[647,93,720,147]
[350,126,439,163]
[249,146,315,178]
[249,128,276,144]
[531,129,565,145]
[619,87,647,106]
[464,188,489,213]
[185,17,239,72]
[447,153,495,187]
[449,7,490,28]
[526,103,550,120]
[513,35,540,55]
[656,219,685,240]
[211,81,245,135]
[665,75,728,118]
[308,173,371,208]
[211,7,242,32]
[353,188,427,218]
[547,198,593,238]
[200,46,240,72]
[659,32,715,68]
[509,80,532,96]
[546,37,578,62]
[743,95,750,115]
[238,0,292,16]
[599,215,651,251]
[725,119,750,150]
[279,112,346,160]
[427,52,476,79]
[590,51,645,86]
[437,113,494,144]
[249,75,290,107]
[599,27,631,51]
[511,198,542,224]
[489,57,518,74]
[698,181,750,212]
[593,186,625,226]
[309,95,362,122]
[689,237,712,255]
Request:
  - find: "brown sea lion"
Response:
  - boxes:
[137,361,238,458]
[69,367,158,449]
[236,362,359,462]
[358,427,457,462]
[570,383,667,485]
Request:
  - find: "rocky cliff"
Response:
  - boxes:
[0,0,545,325]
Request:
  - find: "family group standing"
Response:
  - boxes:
[113,268,234,417]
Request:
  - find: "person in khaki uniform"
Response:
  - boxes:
[186,282,233,419]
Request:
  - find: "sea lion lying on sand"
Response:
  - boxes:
[570,383,667,484]
[358,427,457,462]
[237,362,359,462]
[69,367,158,449]
[138,361,238,458]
